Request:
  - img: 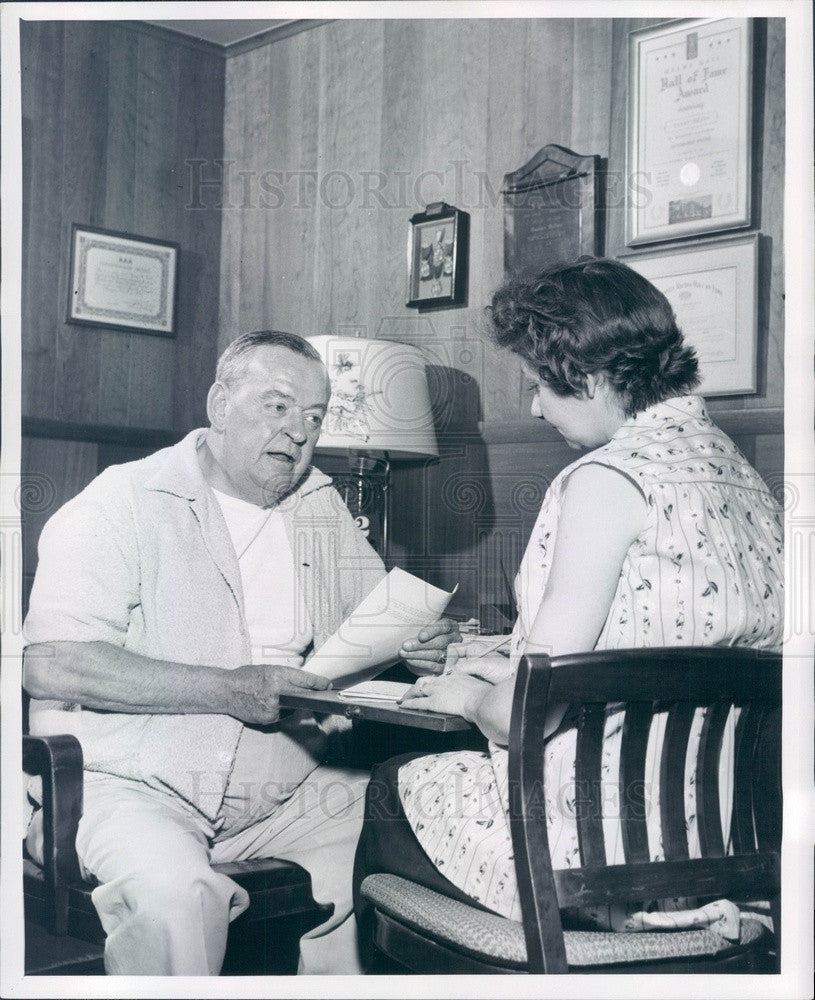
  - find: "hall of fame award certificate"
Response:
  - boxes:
[626,17,752,246]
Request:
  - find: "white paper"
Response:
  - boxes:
[305,567,457,686]
[336,680,413,703]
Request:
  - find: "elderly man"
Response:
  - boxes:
[23,331,456,976]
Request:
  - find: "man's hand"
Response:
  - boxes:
[399,619,462,676]
[226,664,331,725]
[22,642,332,722]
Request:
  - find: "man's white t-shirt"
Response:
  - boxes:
[212,488,322,835]
[212,488,313,666]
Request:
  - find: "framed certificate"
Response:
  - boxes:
[67,225,178,336]
[626,18,753,246]
[622,234,758,397]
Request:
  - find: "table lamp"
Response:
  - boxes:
[307,335,439,558]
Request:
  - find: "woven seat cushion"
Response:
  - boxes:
[360,874,765,969]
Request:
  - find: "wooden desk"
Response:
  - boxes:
[279,689,472,732]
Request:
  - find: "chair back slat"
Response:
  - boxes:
[547,648,780,704]
[696,702,731,857]
[575,704,607,867]
[731,704,765,853]
[553,853,780,910]
[753,704,782,852]
[619,702,653,864]
[508,657,569,974]
[658,702,695,860]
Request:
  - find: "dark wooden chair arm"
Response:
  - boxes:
[23,734,84,935]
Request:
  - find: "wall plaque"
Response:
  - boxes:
[502,144,604,277]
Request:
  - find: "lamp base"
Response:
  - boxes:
[331,454,390,558]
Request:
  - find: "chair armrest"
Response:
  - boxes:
[23,734,84,934]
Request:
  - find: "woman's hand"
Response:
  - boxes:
[446,649,516,685]
[399,619,462,676]
[398,670,490,722]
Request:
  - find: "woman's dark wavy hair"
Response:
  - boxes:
[489,258,700,417]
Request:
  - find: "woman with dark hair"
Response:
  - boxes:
[355,258,783,936]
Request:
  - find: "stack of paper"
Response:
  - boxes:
[336,680,413,704]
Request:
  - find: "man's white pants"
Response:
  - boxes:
[75,766,369,975]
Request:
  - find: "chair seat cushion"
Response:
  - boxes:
[360,874,765,969]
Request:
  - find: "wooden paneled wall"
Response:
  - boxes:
[20,21,225,607]
[21,20,224,433]
[220,17,785,619]
[19,18,785,623]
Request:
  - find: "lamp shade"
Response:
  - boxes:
[307,336,438,459]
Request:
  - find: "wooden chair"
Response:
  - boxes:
[23,733,332,975]
[359,647,781,974]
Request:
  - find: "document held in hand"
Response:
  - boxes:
[306,567,457,687]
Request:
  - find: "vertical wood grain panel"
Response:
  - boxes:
[571,19,614,158]
[219,52,249,349]
[313,20,385,336]
[20,437,99,612]
[238,41,275,334]
[104,25,139,231]
[375,20,426,330]
[23,21,224,436]
[257,37,296,335]
[297,30,325,338]
[173,44,225,431]
[55,22,109,424]
[481,19,533,425]
[506,18,575,426]
[21,20,65,420]
[98,24,138,426]
[127,32,180,429]
[457,20,492,332]
[522,19,574,162]
[758,18,785,410]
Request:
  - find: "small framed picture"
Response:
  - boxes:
[406,203,469,310]
[623,233,759,396]
[67,224,178,336]
[626,17,753,246]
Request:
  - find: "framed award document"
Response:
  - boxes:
[626,18,753,246]
[623,234,758,397]
[67,225,178,336]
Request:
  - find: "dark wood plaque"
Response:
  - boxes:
[502,144,604,277]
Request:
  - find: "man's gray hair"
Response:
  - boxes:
[216,330,324,389]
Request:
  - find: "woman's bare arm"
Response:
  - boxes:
[468,463,648,744]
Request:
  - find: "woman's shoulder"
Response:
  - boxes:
[552,441,652,504]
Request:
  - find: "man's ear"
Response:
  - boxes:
[207,382,229,430]
[584,372,600,399]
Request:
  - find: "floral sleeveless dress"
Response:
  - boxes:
[399,396,783,926]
